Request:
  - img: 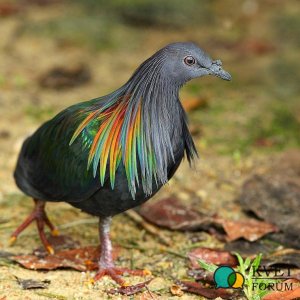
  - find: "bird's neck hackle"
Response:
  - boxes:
[70,51,196,198]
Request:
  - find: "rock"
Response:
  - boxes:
[239,150,300,248]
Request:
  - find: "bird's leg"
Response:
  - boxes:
[94,216,150,286]
[9,199,58,254]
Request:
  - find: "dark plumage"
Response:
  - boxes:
[11,42,231,284]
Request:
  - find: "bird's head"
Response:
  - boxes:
[157,42,232,86]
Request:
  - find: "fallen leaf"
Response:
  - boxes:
[0,130,10,139]
[0,251,14,258]
[139,197,277,242]
[254,138,275,147]
[39,64,91,89]
[262,279,300,300]
[12,246,119,271]
[178,280,239,299]
[139,197,213,231]
[216,217,278,242]
[170,284,184,296]
[33,235,80,255]
[182,97,208,112]
[0,3,20,16]
[15,276,50,290]
[262,249,300,269]
[139,290,159,300]
[224,240,279,257]
[235,39,276,55]
[107,279,153,296]
[188,248,237,269]
[187,269,215,284]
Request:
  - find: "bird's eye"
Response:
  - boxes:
[184,56,196,66]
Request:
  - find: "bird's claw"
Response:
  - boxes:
[46,245,55,255]
[8,236,17,246]
[9,199,58,254]
[94,267,151,286]
[51,229,60,236]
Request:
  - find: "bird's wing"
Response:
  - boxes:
[14,101,108,202]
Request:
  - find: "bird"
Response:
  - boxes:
[11,42,231,285]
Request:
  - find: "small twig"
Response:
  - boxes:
[125,210,171,246]
[58,218,98,229]
[0,224,16,230]
[118,242,187,259]
[35,291,67,300]
[160,247,187,259]
[116,242,146,251]
[145,284,157,299]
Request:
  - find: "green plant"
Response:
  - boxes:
[235,252,263,300]
[198,253,279,300]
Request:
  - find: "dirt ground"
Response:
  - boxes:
[0,1,299,299]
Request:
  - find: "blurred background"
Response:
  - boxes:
[0,0,299,298]
[0,0,299,195]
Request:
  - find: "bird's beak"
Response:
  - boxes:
[209,59,232,81]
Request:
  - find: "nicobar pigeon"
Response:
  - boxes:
[11,42,231,285]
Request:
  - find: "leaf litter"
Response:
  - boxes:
[107,279,153,296]
[139,197,278,242]
[188,247,237,269]
[262,279,300,300]
[15,276,50,290]
[12,245,119,271]
[176,280,240,299]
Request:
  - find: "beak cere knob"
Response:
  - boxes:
[213,59,222,66]
[210,60,232,81]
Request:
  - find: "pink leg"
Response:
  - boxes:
[94,217,151,285]
[9,199,58,254]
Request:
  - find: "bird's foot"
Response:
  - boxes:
[9,199,58,254]
[94,267,151,286]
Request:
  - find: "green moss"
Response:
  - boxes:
[247,106,300,150]
[25,105,55,122]
[21,16,118,51]
[274,13,300,46]
[72,0,214,28]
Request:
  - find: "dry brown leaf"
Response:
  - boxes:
[188,248,237,269]
[235,39,276,55]
[33,235,80,255]
[178,280,238,299]
[262,279,300,300]
[12,246,119,271]
[187,269,215,283]
[182,97,208,112]
[139,197,277,242]
[107,279,153,296]
[39,64,91,89]
[215,217,278,242]
[15,276,50,290]
[139,197,212,231]
[0,3,20,16]
[170,284,184,296]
